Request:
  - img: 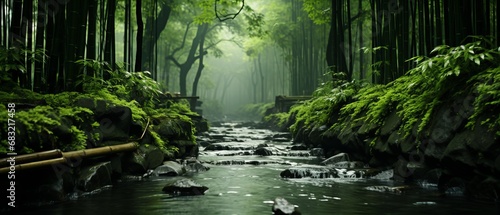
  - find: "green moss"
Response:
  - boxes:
[16,106,61,136]
[263,112,290,128]
[91,89,148,124]
[284,41,500,152]
[58,106,94,123]
[468,66,500,133]
[149,130,166,149]
[44,92,81,107]
[66,125,87,151]
[290,79,360,135]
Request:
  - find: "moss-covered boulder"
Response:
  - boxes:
[77,162,112,192]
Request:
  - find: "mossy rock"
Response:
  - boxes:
[442,131,477,168]
[400,136,416,154]
[77,162,112,192]
[357,122,378,136]
[465,119,497,152]
[380,112,401,137]
[156,118,193,140]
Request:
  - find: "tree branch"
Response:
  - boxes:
[193,50,209,60]
[215,0,245,22]
[166,55,182,68]
[205,38,237,50]
[171,21,192,57]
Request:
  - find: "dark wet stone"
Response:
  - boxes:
[257,143,269,148]
[254,147,275,156]
[290,144,308,150]
[272,197,301,215]
[198,141,212,147]
[328,161,365,169]
[280,166,335,178]
[162,179,208,196]
[96,106,132,142]
[442,132,476,168]
[273,137,290,142]
[309,148,324,157]
[122,151,147,174]
[204,142,256,151]
[321,153,350,165]
[185,162,210,172]
[78,162,112,192]
[364,185,411,194]
[282,151,310,157]
[154,161,185,176]
[140,145,164,170]
[380,112,401,137]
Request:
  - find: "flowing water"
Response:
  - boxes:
[14,122,498,215]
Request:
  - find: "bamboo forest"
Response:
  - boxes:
[1,0,500,214]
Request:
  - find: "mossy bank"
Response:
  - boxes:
[263,41,500,200]
[0,67,208,210]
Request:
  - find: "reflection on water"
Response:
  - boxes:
[15,156,497,215]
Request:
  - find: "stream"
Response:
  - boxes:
[15,122,497,214]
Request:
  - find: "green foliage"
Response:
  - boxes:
[58,107,94,123]
[92,89,149,124]
[0,46,46,81]
[336,41,500,139]
[0,87,42,100]
[290,77,361,134]
[16,106,61,136]
[244,6,266,38]
[76,59,164,104]
[44,92,81,107]
[263,112,290,128]
[149,130,170,152]
[468,65,500,134]
[303,0,331,24]
[66,125,87,151]
[396,41,497,136]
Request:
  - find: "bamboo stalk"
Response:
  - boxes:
[63,142,138,159]
[0,157,67,174]
[0,142,139,174]
[0,149,62,168]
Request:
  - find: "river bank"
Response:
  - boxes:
[262,43,500,203]
[4,122,496,214]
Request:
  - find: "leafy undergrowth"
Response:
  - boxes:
[267,41,500,148]
[334,41,500,139]
[0,61,198,155]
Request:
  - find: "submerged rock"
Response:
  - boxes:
[184,162,210,172]
[280,166,335,178]
[254,147,275,156]
[272,197,301,215]
[328,161,365,169]
[364,185,411,194]
[204,142,258,151]
[78,162,112,192]
[154,161,185,176]
[321,153,350,165]
[162,179,208,196]
[290,143,308,150]
[309,148,324,157]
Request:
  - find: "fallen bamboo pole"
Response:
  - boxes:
[63,142,139,160]
[0,149,62,168]
[0,157,68,174]
[0,142,139,174]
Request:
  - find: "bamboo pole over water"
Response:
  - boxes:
[0,142,139,174]
[0,149,62,167]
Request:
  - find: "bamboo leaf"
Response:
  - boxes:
[474,58,480,65]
